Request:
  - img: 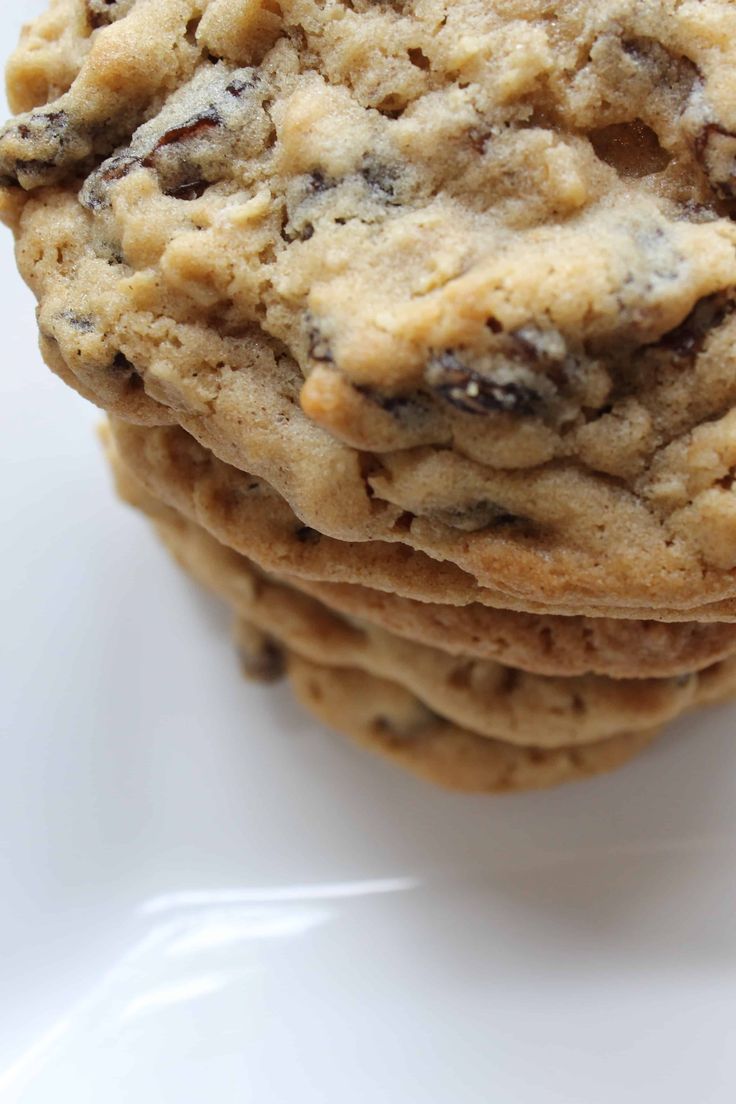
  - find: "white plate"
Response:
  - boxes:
[1,7,736,1101]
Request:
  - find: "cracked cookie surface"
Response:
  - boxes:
[6,0,736,608]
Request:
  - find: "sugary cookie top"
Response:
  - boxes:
[6,1,736,593]
[4,1,736,388]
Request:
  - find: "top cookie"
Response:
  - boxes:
[4,0,736,608]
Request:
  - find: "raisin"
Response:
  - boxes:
[225,76,258,99]
[501,667,520,694]
[109,352,144,390]
[283,174,334,237]
[468,127,490,154]
[510,325,567,366]
[86,0,126,29]
[81,152,140,210]
[426,351,546,416]
[307,170,333,194]
[9,159,55,184]
[305,314,333,364]
[423,501,526,533]
[618,35,699,95]
[360,159,402,204]
[677,199,718,223]
[17,110,68,142]
[694,124,736,200]
[375,96,407,120]
[164,179,209,200]
[80,68,260,209]
[654,293,732,359]
[58,310,95,333]
[372,715,406,743]
[86,0,137,29]
[589,120,670,179]
[85,113,219,210]
[145,107,221,157]
[237,632,285,683]
[407,47,431,70]
[98,152,139,183]
[356,384,433,427]
[0,110,72,187]
[295,526,321,544]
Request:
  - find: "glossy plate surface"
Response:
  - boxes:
[1,8,735,1101]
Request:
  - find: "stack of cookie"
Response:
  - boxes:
[4,0,736,791]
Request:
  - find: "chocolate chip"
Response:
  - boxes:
[426,350,548,416]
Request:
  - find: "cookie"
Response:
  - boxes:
[285,654,663,794]
[109,418,736,623]
[111,427,736,678]
[112,448,736,748]
[5,0,94,117]
[5,1,736,609]
[171,513,736,746]
[294,579,736,682]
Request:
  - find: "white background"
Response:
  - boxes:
[1,4,735,1101]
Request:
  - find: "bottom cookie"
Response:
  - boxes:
[284,649,661,793]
